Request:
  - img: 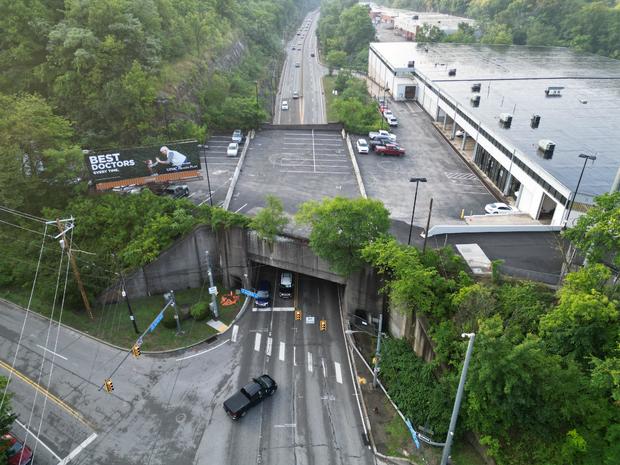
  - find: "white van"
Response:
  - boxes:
[278,272,293,299]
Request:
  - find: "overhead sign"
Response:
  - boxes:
[306,316,315,324]
[85,140,201,189]
[240,288,259,299]
[208,286,218,295]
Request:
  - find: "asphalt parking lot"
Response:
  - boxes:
[187,134,240,207]
[228,128,360,216]
[352,100,497,228]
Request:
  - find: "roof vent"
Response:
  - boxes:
[531,114,541,129]
[538,139,555,159]
[471,83,481,93]
[407,60,415,68]
[545,86,563,97]
[448,68,456,76]
[499,113,512,128]
[470,95,480,107]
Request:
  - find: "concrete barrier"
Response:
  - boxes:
[259,123,343,131]
[346,134,367,198]
[223,134,251,211]
[427,223,562,237]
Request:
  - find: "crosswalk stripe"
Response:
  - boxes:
[279,342,285,361]
[231,325,239,343]
[334,362,343,384]
[321,358,327,378]
[266,337,273,356]
[308,352,313,373]
[254,333,261,352]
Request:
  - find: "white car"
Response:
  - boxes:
[227,143,239,157]
[383,110,394,118]
[484,202,517,214]
[232,129,243,143]
[292,91,299,99]
[281,100,289,110]
[356,138,369,154]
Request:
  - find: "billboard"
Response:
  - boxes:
[85,140,202,190]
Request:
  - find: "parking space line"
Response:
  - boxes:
[312,129,316,173]
[307,352,313,373]
[234,203,247,213]
[254,333,262,352]
[266,337,272,356]
[14,418,62,461]
[231,325,239,342]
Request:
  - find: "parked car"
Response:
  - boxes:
[375,144,405,157]
[369,138,390,150]
[1,433,33,465]
[232,129,243,143]
[227,143,239,157]
[281,100,289,110]
[162,184,189,198]
[292,91,299,99]
[278,272,294,298]
[385,115,398,127]
[382,109,394,118]
[310,52,315,57]
[380,106,391,115]
[368,129,397,141]
[356,138,369,154]
[223,375,277,420]
[256,280,271,307]
[484,202,517,214]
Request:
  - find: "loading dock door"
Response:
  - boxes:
[405,86,416,100]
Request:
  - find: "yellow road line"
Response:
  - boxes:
[0,359,94,429]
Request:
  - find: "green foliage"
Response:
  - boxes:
[417,24,446,42]
[329,73,383,133]
[326,50,348,75]
[296,196,390,276]
[162,307,179,329]
[563,192,620,268]
[0,377,16,437]
[190,300,210,321]
[250,195,289,242]
[379,337,454,438]
[490,258,503,284]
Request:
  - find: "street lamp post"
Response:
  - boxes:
[440,333,476,465]
[372,314,383,388]
[197,144,213,207]
[565,153,596,226]
[381,84,389,130]
[408,177,427,245]
[254,80,259,108]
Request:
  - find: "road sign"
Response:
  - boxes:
[240,288,259,299]
[148,311,165,333]
[208,286,218,295]
[305,316,315,324]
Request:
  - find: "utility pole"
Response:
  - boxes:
[372,313,383,388]
[55,219,93,319]
[440,333,476,465]
[422,197,433,253]
[164,290,183,335]
[205,250,219,319]
[120,273,139,334]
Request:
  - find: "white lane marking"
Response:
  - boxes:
[312,129,316,173]
[321,358,326,378]
[279,342,285,361]
[14,419,62,461]
[231,325,239,343]
[307,352,313,373]
[175,339,230,361]
[57,432,98,465]
[274,424,296,428]
[36,344,68,361]
[254,333,262,352]
[293,346,297,366]
[234,203,248,213]
[266,337,273,356]
[335,362,343,384]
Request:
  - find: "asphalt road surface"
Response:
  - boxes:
[0,267,376,465]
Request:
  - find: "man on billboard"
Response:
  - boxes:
[156,146,188,170]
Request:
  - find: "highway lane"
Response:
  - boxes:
[0,268,375,464]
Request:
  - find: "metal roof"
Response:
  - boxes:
[370,42,620,201]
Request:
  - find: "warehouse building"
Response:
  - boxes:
[368,42,620,226]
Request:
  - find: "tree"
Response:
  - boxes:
[417,24,445,42]
[0,376,16,436]
[250,195,289,242]
[480,23,513,45]
[295,196,390,276]
[326,50,347,75]
[563,192,620,269]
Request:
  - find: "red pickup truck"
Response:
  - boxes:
[375,144,405,157]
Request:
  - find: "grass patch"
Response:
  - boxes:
[322,75,340,123]
[0,284,246,351]
[384,410,412,458]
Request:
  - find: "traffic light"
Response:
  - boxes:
[320,319,327,331]
[295,310,302,321]
[131,344,142,358]
[104,379,114,393]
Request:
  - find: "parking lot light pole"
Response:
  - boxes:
[440,333,475,465]
[408,177,427,245]
[197,144,213,207]
[565,153,596,227]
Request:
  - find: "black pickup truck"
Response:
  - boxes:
[223,375,277,420]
